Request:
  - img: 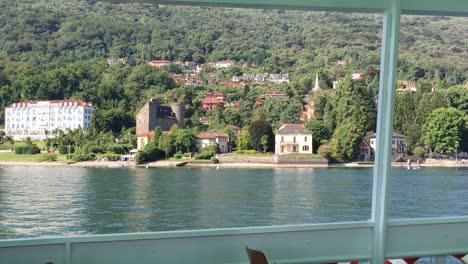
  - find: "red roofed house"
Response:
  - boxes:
[275,124,313,154]
[359,139,372,161]
[148,60,171,68]
[185,77,203,86]
[201,93,226,110]
[137,131,155,150]
[196,131,230,153]
[137,131,171,151]
[300,100,316,121]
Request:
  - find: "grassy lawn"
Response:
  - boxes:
[281,153,324,158]
[0,152,68,162]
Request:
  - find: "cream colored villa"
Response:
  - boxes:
[275,124,313,154]
[196,131,230,153]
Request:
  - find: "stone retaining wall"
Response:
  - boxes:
[219,155,328,165]
[218,155,275,164]
[276,155,328,165]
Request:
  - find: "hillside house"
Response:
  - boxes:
[269,73,289,83]
[214,60,234,69]
[359,139,372,161]
[200,93,226,110]
[275,124,313,155]
[398,80,418,92]
[351,72,365,80]
[300,100,316,121]
[259,89,288,100]
[148,60,171,68]
[185,77,203,86]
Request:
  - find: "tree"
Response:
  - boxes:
[413,146,426,159]
[260,135,269,153]
[172,129,196,153]
[303,118,330,152]
[329,122,361,163]
[236,131,251,151]
[0,130,5,143]
[158,134,173,159]
[422,107,465,154]
[248,120,274,152]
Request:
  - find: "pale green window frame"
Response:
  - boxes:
[1,1,467,264]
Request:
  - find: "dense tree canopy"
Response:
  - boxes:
[422,107,466,154]
[0,0,466,160]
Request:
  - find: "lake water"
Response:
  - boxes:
[0,166,467,239]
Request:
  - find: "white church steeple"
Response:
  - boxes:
[313,73,321,91]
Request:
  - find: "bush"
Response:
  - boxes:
[194,147,216,160]
[40,153,57,162]
[58,146,75,154]
[174,153,183,159]
[88,145,105,154]
[106,144,126,154]
[413,146,426,159]
[317,144,332,160]
[143,144,162,161]
[135,152,147,164]
[72,153,95,162]
[101,153,121,161]
[15,145,41,155]
[182,152,191,157]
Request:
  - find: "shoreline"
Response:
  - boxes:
[1,160,467,168]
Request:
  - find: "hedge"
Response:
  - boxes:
[15,145,41,155]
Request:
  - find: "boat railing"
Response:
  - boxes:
[1,216,468,264]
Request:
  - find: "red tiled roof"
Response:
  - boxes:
[196,132,229,139]
[137,131,171,137]
[137,131,155,137]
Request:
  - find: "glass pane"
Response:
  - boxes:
[390,15,468,219]
[0,1,384,238]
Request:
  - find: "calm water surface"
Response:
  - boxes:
[0,166,467,238]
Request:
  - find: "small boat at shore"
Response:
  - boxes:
[175,162,188,167]
[108,164,124,168]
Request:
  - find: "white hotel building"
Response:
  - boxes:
[4,100,93,140]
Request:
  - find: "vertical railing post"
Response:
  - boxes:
[371,0,401,263]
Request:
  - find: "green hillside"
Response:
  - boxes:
[0,0,467,158]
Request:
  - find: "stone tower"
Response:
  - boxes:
[136,99,182,134]
[170,102,184,128]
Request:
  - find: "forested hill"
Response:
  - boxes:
[0,0,466,131]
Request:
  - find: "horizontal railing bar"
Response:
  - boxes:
[100,0,468,16]
[0,221,372,247]
[389,216,468,226]
[2,217,468,263]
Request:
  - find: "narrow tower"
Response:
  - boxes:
[170,102,184,128]
[313,73,321,92]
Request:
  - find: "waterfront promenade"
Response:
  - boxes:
[0,159,467,168]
